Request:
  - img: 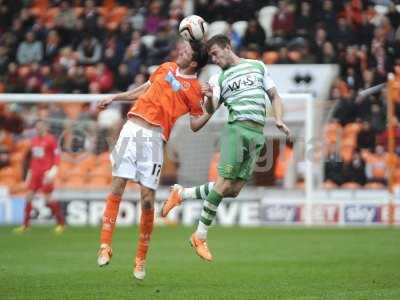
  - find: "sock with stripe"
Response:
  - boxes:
[196,189,223,240]
[100,193,122,246]
[181,182,215,200]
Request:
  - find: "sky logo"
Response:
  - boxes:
[165,71,182,91]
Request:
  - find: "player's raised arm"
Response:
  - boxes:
[202,74,221,114]
[97,81,151,110]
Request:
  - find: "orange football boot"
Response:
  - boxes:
[133,257,146,280]
[161,184,183,217]
[97,244,113,267]
[189,233,213,262]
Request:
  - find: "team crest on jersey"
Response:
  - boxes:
[165,71,182,91]
[181,81,191,90]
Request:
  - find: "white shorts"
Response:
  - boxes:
[110,121,163,190]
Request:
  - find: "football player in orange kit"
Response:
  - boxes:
[96,40,210,280]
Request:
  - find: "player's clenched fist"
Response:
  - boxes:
[97,96,114,110]
[200,82,212,98]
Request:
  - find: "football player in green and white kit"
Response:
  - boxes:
[161,34,290,261]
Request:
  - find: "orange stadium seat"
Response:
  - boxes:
[10,152,26,166]
[97,152,110,164]
[0,166,22,181]
[86,175,109,188]
[63,176,87,188]
[15,139,31,154]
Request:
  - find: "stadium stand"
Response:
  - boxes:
[0,0,400,193]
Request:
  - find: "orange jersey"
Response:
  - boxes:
[128,62,204,140]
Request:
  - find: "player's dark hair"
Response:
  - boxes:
[190,41,209,72]
[206,34,231,51]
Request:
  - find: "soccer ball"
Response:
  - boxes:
[179,15,208,41]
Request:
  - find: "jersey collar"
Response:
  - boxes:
[176,67,197,79]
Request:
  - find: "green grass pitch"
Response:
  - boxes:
[0,226,399,300]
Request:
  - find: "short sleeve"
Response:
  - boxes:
[149,62,172,83]
[262,63,276,91]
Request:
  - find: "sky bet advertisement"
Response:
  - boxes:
[1,192,399,226]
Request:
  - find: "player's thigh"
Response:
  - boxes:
[110,121,139,182]
[218,124,244,180]
[238,131,265,181]
[136,130,164,190]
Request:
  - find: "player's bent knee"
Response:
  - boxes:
[140,186,155,210]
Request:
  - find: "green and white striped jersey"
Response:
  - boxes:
[209,59,276,125]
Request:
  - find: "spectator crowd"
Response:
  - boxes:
[0,0,399,191]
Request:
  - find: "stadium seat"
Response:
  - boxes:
[207,21,229,37]
[231,21,248,38]
[141,35,156,49]
[86,175,109,188]
[10,152,26,166]
[258,6,277,38]
[0,166,21,181]
[97,152,110,164]
[63,176,87,188]
[14,139,31,153]
[105,6,128,30]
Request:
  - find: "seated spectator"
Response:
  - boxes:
[365,145,387,185]
[324,144,343,186]
[43,30,61,64]
[242,19,266,51]
[16,31,43,65]
[78,36,102,65]
[54,1,77,46]
[272,0,295,39]
[357,121,376,152]
[342,152,366,187]
[332,95,357,126]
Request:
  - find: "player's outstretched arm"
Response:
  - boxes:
[267,87,291,137]
[97,81,151,110]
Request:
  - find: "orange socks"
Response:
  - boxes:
[135,208,154,261]
[100,193,122,246]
